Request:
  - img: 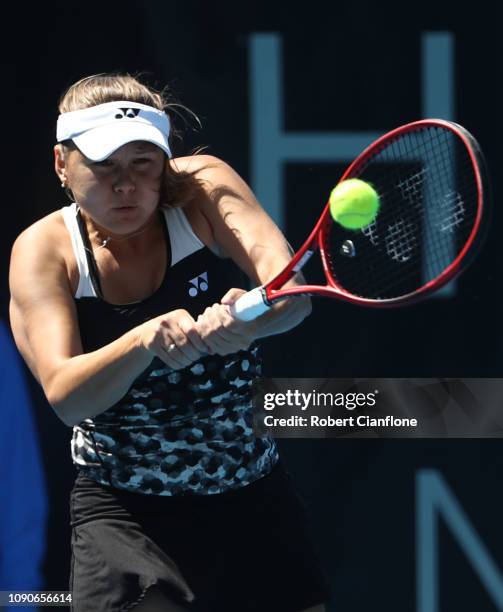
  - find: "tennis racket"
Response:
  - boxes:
[230,119,489,321]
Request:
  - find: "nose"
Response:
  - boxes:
[113,170,135,194]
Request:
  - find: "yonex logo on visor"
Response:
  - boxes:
[56,100,172,161]
[114,108,141,119]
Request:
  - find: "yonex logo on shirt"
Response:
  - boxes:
[114,108,141,120]
[188,272,208,297]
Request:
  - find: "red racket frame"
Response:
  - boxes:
[261,119,486,308]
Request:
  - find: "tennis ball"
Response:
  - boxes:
[329,179,380,230]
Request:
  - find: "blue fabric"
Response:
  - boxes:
[0,320,47,611]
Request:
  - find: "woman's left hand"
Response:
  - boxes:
[195,288,258,356]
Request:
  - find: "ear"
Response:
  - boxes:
[54,144,68,185]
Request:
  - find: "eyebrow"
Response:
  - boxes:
[133,142,158,152]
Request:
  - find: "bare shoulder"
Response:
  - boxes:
[168,155,231,255]
[169,154,249,213]
[9,209,82,388]
[168,154,223,177]
[10,209,76,315]
[12,209,68,260]
[168,155,291,281]
[11,209,76,288]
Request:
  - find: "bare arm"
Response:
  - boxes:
[191,156,311,349]
[9,224,206,427]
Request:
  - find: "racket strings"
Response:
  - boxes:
[355,141,473,293]
[324,126,480,300]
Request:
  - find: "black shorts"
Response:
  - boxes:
[69,458,331,612]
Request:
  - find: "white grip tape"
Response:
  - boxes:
[229,287,271,321]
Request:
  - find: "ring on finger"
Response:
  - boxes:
[167,343,176,353]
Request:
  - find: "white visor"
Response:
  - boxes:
[56,101,172,161]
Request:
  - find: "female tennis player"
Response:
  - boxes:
[8,73,330,611]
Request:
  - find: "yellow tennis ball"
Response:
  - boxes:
[329,179,380,230]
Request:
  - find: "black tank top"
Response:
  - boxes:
[61,202,279,496]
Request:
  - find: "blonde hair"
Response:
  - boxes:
[58,72,209,208]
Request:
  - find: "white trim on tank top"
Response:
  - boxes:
[60,202,205,299]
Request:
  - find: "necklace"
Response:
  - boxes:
[76,206,160,255]
[86,212,160,250]
[95,223,153,249]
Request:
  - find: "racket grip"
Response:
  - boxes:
[229,287,271,321]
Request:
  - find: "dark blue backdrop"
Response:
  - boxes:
[2,1,502,609]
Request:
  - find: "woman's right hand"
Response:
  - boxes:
[137,309,211,370]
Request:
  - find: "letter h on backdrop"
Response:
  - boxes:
[249,31,455,296]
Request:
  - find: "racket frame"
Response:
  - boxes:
[261,119,487,308]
